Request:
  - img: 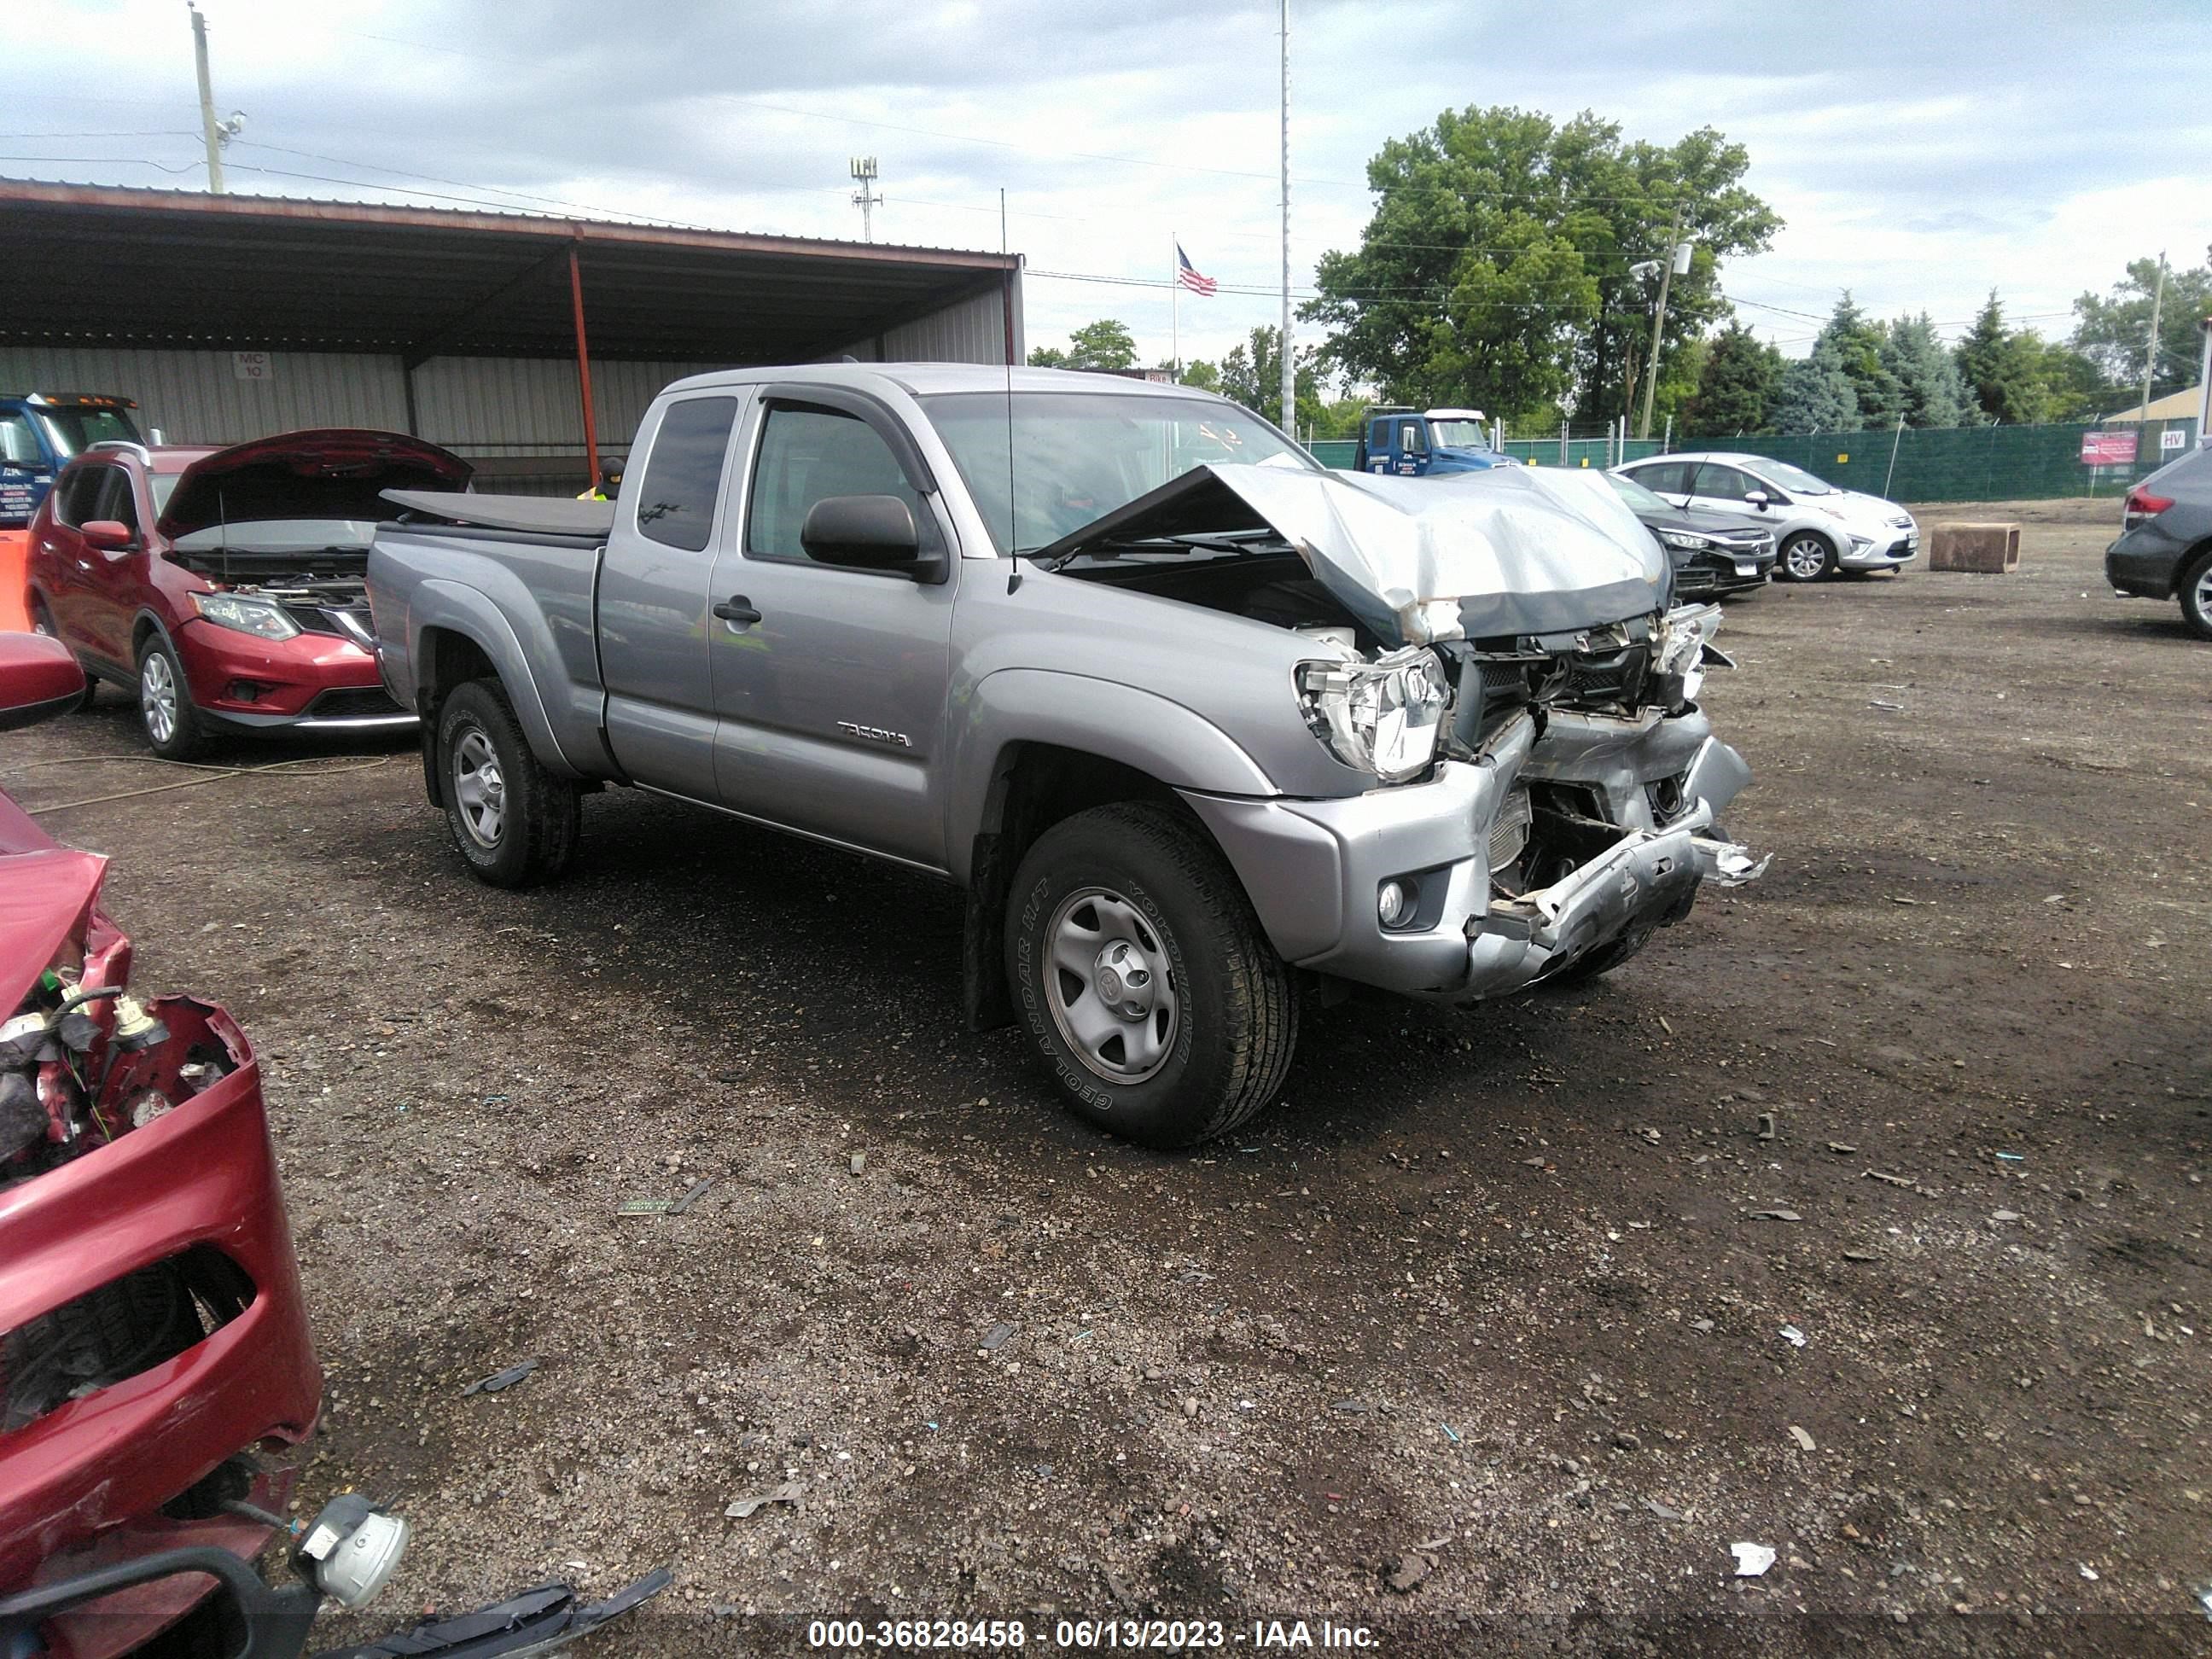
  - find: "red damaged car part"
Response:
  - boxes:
[0,637,322,1659]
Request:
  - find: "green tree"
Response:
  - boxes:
[1179,359,1221,393]
[2033,338,2110,422]
[2072,250,2212,399]
[1218,325,1326,433]
[1770,336,1859,434]
[1026,317,1138,370]
[1303,107,1780,428]
[1816,293,1901,428]
[1953,292,2042,423]
[1878,312,1968,428]
[1683,321,1781,434]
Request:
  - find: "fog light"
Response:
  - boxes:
[1377,879,1414,928]
[297,1493,409,1608]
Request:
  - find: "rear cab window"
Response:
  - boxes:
[633,396,740,552]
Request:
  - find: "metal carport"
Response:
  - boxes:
[0,180,1023,490]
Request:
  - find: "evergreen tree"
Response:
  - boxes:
[1770,336,1860,433]
[1819,293,1902,428]
[1683,321,1782,434]
[1954,292,2040,423]
[1879,312,1969,427]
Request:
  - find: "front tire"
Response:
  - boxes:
[1007,802,1295,1149]
[2178,547,2212,641]
[1774,531,1837,583]
[437,679,580,888]
[137,635,206,760]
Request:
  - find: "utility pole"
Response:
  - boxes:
[189,2,224,194]
[1278,0,1294,438]
[2196,315,2211,447]
[850,156,882,243]
[2139,250,2168,424]
[1637,205,1684,439]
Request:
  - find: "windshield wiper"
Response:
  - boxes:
[1027,528,1279,573]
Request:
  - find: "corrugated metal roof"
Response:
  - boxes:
[0,179,1020,364]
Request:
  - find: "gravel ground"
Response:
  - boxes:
[5,497,2209,1657]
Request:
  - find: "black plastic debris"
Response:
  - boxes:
[311,1565,671,1658]
[463,1359,539,1396]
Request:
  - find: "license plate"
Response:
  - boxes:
[1734,562,1760,577]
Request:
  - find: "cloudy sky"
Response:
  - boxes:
[10,1,2211,376]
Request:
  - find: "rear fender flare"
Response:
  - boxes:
[408,582,580,780]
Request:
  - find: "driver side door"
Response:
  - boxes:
[705,393,959,873]
[1681,463,1773,530]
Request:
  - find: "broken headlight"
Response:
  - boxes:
[192,591,300,641]
[1650,602,1726,705]
[1657,529,1714,550]
[1295,646,1449,783]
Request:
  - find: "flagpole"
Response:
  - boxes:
[1171,234,1179,380]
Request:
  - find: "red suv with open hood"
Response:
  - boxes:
[23,430,469,759]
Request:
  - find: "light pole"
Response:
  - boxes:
[1278,0,1294,438]
[189,2,224,193]
[2197,316,2211,447]
[850,157,882,243]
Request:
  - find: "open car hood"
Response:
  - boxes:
[158,429,471,540]
[1035,463,1668,645]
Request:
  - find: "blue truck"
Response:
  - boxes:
[0,393,144,526]
[1351,406,1515,477]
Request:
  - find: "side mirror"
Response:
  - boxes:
[0,632,87,732]
[799,494,944,582]
[1743,491,1769,509]
[81,519,135,551]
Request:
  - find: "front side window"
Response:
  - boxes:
[0,411,39,466]
[51,464,109,527]
[1627,460,1691,495]
[1400,422,1429,455]
[1691,464,1754,502]
[634,396,738,552]
[747,405,928,564]
[96,468,140,533]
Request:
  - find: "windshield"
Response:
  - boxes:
[1428,419,1487,449]
[1750,458,1834,495]
[1604,472,1671,515]
[170,519,379,553]
[33,406,141,458]
[922,392,1314,555]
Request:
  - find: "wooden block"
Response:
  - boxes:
[1927,521,2020,573]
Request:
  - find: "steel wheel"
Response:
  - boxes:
[139,650,178,745]
[1044,886,1179,1083]
[451,728,508,848]
[1779,533,1833,582]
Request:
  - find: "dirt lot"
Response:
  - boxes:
[6,498,2209,1656]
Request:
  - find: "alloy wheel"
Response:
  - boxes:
[1782,535,1830,581]
[139,651,178,745]
[2194,563,2212,624]
[451,727,508,847]
[1044,886,1179,1083]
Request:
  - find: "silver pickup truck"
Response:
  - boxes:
[366,365,1765,1146]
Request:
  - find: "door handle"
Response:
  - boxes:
[712,595,762,627]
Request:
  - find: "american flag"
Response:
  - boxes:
[1176,243,1218,297]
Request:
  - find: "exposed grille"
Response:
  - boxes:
[281,602,375,646]
[305,687,407,721]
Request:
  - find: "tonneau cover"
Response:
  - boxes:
[381,490,615,538]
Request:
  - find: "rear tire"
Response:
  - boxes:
[2178,547,2212,641]
[437,679,580,888]
[136,634,207,760]
[1007,802,1295,1148]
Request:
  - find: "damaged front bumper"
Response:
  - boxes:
[1182,705,1766,1001]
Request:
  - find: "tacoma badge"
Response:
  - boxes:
[836,720,912,748]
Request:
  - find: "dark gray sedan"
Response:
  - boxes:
[2107,444,2212,638]
[1604,470,1775,597]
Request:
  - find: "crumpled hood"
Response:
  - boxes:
[0,846,106,1015]
[159,429,471,540]
[1039,462,1668,646]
